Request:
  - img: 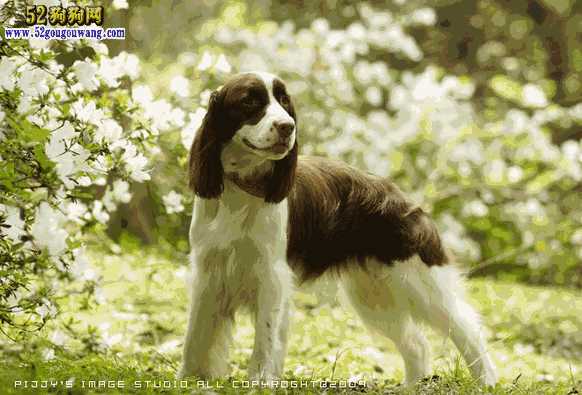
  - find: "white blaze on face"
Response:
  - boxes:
[234,72,295,157]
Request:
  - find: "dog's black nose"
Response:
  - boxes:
[274,121,294,138]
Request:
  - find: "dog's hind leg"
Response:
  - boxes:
[339,264,431,386]
[390,257,497,386]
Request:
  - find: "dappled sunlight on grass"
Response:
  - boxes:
[2,249,579,393]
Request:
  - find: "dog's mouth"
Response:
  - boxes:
[242,138,289,154]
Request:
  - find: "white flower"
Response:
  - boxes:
[72,59,99,91]
[159,339,181,354]
[365,86,382,106]
[0,57,19,91]
[45,122,90,188]
[64,147,91,188]
[42,348,56,361]
[440,213,481,260]
[102,188,116,211]
[562,140,580,161]
[410,8,436,26]
[71,247,98,280]
[118,52,140,80]
[121,143,150,182]
[112,0,128,10]
[78,176,92,187]
[35,298,57,319]
[181,108,206,149]
[170,75,190,98]
[163,191,185,214]
[132,84,153,106]
[5,291,23,312]
[0,205,26,243]
[126,153,150,182]
[111,180,132,203]
[311,18,330,35]
[96,119,123,142]
[97,52,139,87]
[442,76,475,99]
[503,109,529,133]
[170,108,186,127]
[45,121,75,159]
[87,41,109,56]
[50,330,68,346]
[98,58,123,88]
[17,96,34,115]
[197,51,213,71]
[102,332,123,347]
[64,201,88,224]
[347,22,366,41]
[92,201,110,224]
[462,200,489,217]
[514,343,535,356]
[71,99,105,125]
[522,84,547,108]
[571,229,582,246]
[30,202,68,256]
[36,304,49,318]
[568,103,582,121]
[507,166,524,183]
[214,54,232,73]
[18,67,50,97]
[484,159,506,185]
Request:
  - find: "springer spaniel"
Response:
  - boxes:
[179,71,497,386]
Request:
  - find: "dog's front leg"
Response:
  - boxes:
[179,258,232,379]
[249,260,292,383]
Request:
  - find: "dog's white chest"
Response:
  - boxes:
[190,186,287,251]
[187,184,291,313]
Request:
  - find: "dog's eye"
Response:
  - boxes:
[241,97,260,109]
[279,95,290,107]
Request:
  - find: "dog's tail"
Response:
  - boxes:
[402,207,450,266]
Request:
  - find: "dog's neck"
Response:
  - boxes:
[221,140,275,199]
[225,172,268,199]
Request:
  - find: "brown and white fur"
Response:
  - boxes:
[179,71,497,386]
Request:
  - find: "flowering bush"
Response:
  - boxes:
[0,12,188,332]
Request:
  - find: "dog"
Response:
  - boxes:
[178,71,497,386]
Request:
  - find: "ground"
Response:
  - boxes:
[1,248,581,394]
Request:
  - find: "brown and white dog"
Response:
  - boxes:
[179,71,497,386]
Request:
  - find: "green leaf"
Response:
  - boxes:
[33,145,54,171]
[8,118,50,143]
[489,75,522,103]
[526,170,557,193]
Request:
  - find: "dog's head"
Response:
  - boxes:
[189,72,298,203]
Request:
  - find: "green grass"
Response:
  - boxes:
[1,248,581,394]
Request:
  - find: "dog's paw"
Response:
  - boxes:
[176,367,190,380]
[480,370,497,387]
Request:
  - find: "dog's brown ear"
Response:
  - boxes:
[265,139,298,203]
[188,90,225,199]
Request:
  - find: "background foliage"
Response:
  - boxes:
[0,0,581,391]
[114,0,582,286]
